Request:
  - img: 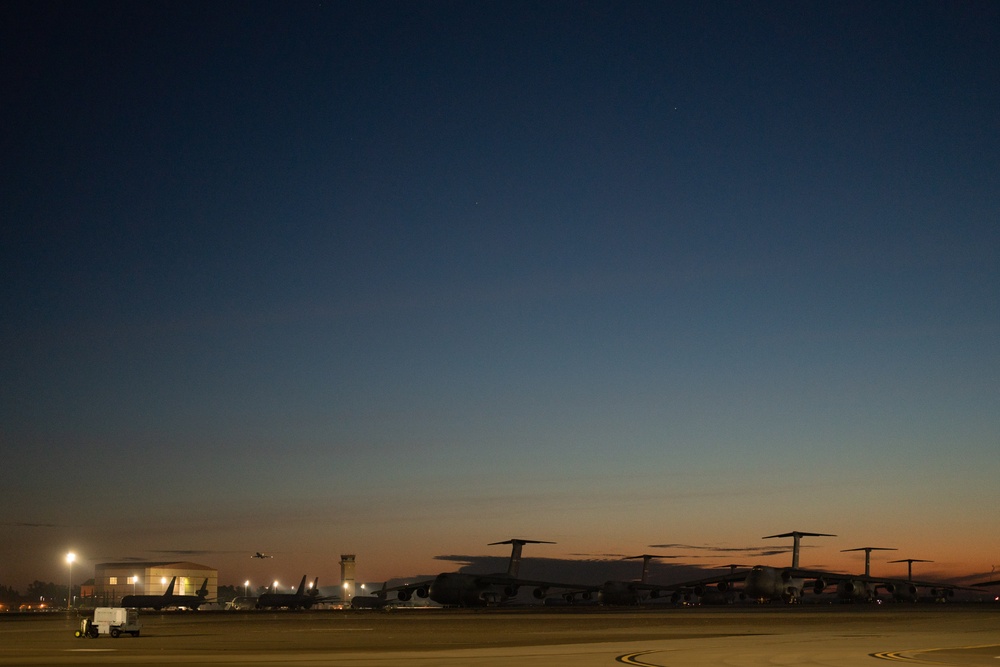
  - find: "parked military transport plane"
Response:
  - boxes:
[668,531,983,603]
[560,554,678,605]
[378,539,583,607]
[120,576,211,610]
[251,552,272,559]
[255,575,330,609]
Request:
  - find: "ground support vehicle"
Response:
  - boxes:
[74,607,141,638]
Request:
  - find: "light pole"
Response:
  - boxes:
[244,580,249,597]
[65,552,76,610]
[131,575,138,595]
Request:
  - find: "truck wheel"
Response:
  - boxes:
[110,628,120,638]
[89,626,99,638]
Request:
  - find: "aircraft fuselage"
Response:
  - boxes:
[598,581,649,606]
[119,594,205,610]
[743,566,805,602]
[427,573,509,606]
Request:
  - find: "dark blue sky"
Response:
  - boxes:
[2,1,998,590]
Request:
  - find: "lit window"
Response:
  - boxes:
[109,577,118,585]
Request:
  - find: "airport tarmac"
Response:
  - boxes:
[1,605,997,666]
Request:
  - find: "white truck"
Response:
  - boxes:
[75,607,141,638]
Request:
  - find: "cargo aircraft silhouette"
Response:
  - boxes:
[559,554,679,605]
[666,531,984,603]
[665,531,836,602]
[251,552,272,559]
[378,539,581,607]
[120,576,211,610]
[255,575,331,609]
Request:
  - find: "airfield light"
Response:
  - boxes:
[244,580,249,597]
[273,580,279,592]
[131,575,138,594]
[65,552,76,610]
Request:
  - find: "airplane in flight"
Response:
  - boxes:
[120,576,211,610]
[255,575,331,609]
[558,554,679,605]
[251,552,272,559]
[378,539,583,607]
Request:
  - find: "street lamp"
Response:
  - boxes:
[65,552,76,610]
[131,575,138,595]
[273,580,279,593]
[244,580,249,597]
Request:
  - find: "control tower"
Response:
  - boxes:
[340,554,356,600]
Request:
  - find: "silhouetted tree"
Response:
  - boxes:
[0,584,21,606]
[26,580,71,607]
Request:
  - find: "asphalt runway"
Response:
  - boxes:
[1,605,998,666]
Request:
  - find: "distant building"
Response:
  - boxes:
[340,554,356,600]
[92,561,217,607]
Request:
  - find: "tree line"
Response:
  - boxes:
[0,581,72,608]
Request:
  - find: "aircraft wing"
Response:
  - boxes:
[659,570,752,593]
[788,568,987,595]
[376,580,436,601]
[474,574,589,590]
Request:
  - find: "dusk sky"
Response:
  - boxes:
[2,1,998,593]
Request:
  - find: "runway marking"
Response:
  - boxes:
[871,652,941,664]
[872,644,1000,664]
[66,648,117,652]
[616,649,669,666]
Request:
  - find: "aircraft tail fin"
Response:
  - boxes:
[488,538,555,578]
[164,577,177,596]
[294,575,307,596]
[625,554,672,584]
[309,577,319,596]
[197,578,209,598]
[763,530,836,569]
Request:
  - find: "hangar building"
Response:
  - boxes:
[92,561,217,606]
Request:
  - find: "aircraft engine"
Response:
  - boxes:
[813,579,827,594]
[649,589,660,599]
[693,585,705,596]
[397,590,411,602]
[532,587,548,599]
[581,591,592,600]
[885,582,917,597]
[717,581,729,592]
[504,585,519,597]
[670,592,682,604]
[415,587,428,598]
[841,581,858,594]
